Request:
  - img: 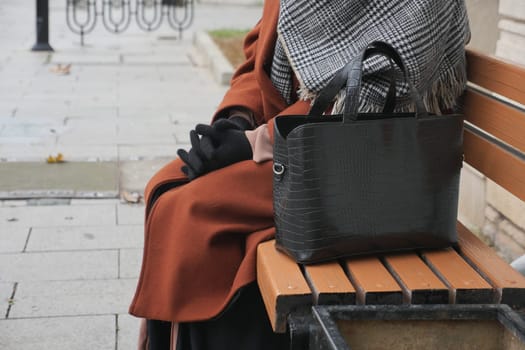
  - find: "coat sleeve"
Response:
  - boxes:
[245,99,311,163]
[213,20,265,124]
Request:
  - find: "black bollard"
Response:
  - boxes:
[162,0,185,7]
[32,0,54,51]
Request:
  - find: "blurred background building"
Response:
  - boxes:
[458,0,525,262]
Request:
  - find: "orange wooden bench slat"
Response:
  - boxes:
[457,223,525,307]
[422,247,494,304]
[463,129,525,202]
[345,256,403,305]
[466,49,525,106]
[463,89,525,154]
[383,253,449,304]
[256,240,312,333]
[303,262,356,305]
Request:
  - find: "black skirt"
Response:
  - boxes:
[147,283,289,350]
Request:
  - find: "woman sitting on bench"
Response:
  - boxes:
[129,0,471,349]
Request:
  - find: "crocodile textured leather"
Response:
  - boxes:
[273,42,463,264]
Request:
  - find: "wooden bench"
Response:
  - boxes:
[257,50,525,347]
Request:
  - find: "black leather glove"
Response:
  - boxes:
[224,115,254,131]
[177,129,208,180]
[177,118,253,180]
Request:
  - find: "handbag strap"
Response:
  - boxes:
[309,52,397,117]
[309,41,428,121]
[343,41,428,122]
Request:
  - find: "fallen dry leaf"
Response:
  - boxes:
[122,191,142,204]
[49,63,71,75]
[46,153,65,163]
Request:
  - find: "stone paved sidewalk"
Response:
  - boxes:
[0,0,262,348]
[0,198,145,349]
[0,0,261,191]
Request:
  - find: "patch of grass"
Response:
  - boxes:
[208,29,249,39]
[208,29,250,68]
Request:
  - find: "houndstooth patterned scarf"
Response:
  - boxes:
[270,0,471,113]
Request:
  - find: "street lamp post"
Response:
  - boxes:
[32,0,54,51]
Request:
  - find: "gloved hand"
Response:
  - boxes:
[177,129,208,180]
[177,118,253,180]
[224,115,254,131]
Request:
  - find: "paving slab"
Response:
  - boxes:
[0,162,119,198]
[9,279,136,318]
[25,198,71,206]
[0,121,60,145]
[0,250,118,282]
[0,77,29,87]
[117,119,175,133]
[120,248,143,279]
[116,201,146,225]
[13,106,69,117]
[118,314,142,350]
[117,106,175,118]
[0,315,115,350]
[24,84,75,95]
[74,69,119,81]
[0,90,25,100]
[118,144,178,160]
[117,111,172,121]
[170,111,213,125]
[174,128,192,144]
[116,133,176,145]
[156,65,213,82]
[0,71,38,81]
[27,225,143,251]
[0,135,57,145]
[122,54,190,65]
[20,94,80,103]
[67,107,119,119]
[3,52,49,65]
[0,227,30,253]
[66,95,119,106]
[64,118,117,133]
[6,113,67,124]
[69,198,121,206]
[66,103,120,117]
[116,65,159,77]
[51,53,121,65]
[0,105,16,117]
[0,123,64,138]
[71,81,117,89]
[0,97,24,106]
[0,202,117,227]
[0,200,30,207]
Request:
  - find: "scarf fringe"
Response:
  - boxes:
[298,57,467,115]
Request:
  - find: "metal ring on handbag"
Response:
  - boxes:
[273,162,285,180]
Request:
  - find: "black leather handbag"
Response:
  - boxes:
[272,41,464,264]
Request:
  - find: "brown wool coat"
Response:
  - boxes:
[129,0,310,322]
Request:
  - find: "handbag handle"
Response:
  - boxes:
[344,41,428,122]
[309,51,397,116]
[310,41,428,121]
